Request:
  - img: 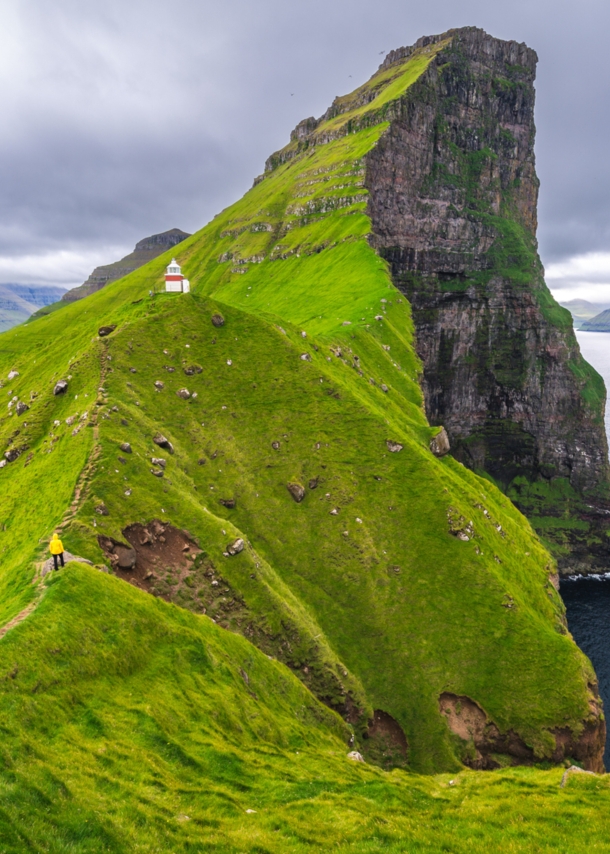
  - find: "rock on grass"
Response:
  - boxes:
[287,482,305,503]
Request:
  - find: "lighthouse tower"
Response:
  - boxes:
[164,258,190,293]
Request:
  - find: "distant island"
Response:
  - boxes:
[560,298,610,329]
[0,283,66,332]
[581,308,610,331]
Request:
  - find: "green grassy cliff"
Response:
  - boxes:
[0,27,608,850]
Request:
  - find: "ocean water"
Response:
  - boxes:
[561,576,610,768]
[576,330,610,442]
[562,330,610,767]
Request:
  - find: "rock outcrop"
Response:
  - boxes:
[262,28,610,572]
[360,28,610,571]
[439,690,605,773]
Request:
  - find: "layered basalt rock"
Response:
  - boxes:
[362,28,610,572]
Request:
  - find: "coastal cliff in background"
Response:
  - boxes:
[267,28,610,573]
[28,228,191,323]
[62,228,191,303]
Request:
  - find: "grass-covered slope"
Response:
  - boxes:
[0,32,603,787]
[0,563,609,853]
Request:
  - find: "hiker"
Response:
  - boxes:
[49,533,65,571]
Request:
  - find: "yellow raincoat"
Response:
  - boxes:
[49,534,64,555]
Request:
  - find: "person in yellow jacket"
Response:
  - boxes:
[49,533,65,571]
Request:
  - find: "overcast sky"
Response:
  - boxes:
[2,0,610,302]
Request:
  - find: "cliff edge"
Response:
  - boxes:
[267,27,610,574]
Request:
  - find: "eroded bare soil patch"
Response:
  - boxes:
[439,691,605,772]
[361,709,409,769]
[98,521,236,620]
[98,521,366,734]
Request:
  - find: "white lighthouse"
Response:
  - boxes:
[165,258,190,293]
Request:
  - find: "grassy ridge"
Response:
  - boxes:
[0,40,601,772]
[0,284,596,772]
[0,563,608,852]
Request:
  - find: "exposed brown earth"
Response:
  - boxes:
[439,691,605,772]
[98,521,366,731]
[362,710,409,769]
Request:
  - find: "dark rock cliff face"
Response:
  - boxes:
[364,28,610,573]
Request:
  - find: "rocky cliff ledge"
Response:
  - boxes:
[264,27,610,573]
[364,28,610,573]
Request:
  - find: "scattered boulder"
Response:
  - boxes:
[118,456,127,465]
[53,380,68,395]
[176,388,191,399]
[98,325,116,337]
[287,482,305,503]
[117,548,137,569]
[183,365,203,376]
[150,468,164,478]
[151,457,166,468]
[560,765,596,788]
[65,415,77,426]
[154,381,165,390]
[4,448,22,463]
[15,402,29,416]
[430,427,451,458]
[375,314,383,321]
[447,507,474,541]
[153,433,174,453]
[219,498,236,509]
[95,503,109,516]
[119,442,132,454]
[211,313,225,327]
[386,440,403,453]
[0,460,6,469]
[164,366,176,373]
[7,370,19,380]
[129,367,137,374]
[381,384,389,393]
[227,537,244,555]
[347,751,365,763]
[300,353,312,362]
[308,477,319,489]
[271,441,280,450]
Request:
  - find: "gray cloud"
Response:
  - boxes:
[1,0,610,286]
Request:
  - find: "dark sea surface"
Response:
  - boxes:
[561,331,610,767]
[561,576,610,768]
